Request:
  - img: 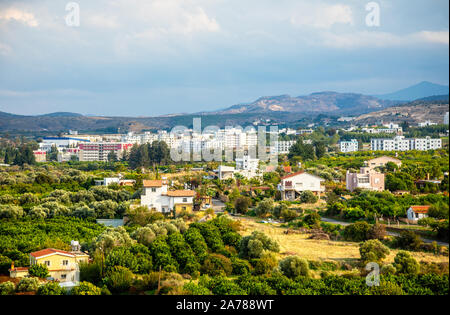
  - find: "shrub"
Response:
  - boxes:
[367,223,386,240]
[343,221,371,242]
[201,254,232,277]
[72,281,102,295]
[0,281,15,295]
[394,251,420,275]
[17,277,40,292]
[104,266,134,293]
[359,239,390,265]
[255,198,274,217]
[300,191,318,204]
[303,212,321,227]
[239,231,280,259]
[37,282,65,295]
[279,256,310,279]
[395,231,423,251]
[234,197,251,214]
[253,253,278,276]
[381,264,397,275]
[231,257,252,275]
[183,282,212,295]
[29,264,50,279]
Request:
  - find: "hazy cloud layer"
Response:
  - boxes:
[0,0,448,116]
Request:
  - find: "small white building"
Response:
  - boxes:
[277,171,325,201]
[140,180,195,213]
[340,139,359,153]
[406,205,430,222]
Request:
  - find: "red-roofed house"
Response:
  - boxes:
[407,206,431,222]
[278,171,325,201]
[9,241,89,283]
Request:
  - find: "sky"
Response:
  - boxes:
[0,0,448,116]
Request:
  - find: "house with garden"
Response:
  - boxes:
[277,171,325,201]
[141,180,195,214]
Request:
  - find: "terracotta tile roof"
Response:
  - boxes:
[250,186,271,191]
[280,171,304,180]
[30,248,73,258]
[166,190,196,197]
[143,180,164,187]
[410,205,431,214]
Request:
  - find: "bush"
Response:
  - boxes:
[72,281,102,295]
[343,221,371,242]
[367,223,386,241]
[279,256,310,279]
[37,282,65,295]
[239,231,280,259]
[394,251,420,275]
[17,277,40,292]
[0,281,15,295]
[255,198,274,218]
[104,266,134,293]
[359,239,390,265]
[234,197,251,214]
[381,264,397,275]
[395,231,423,251]
[253,253,278,276]
[231,257,252,275]
[29,264,50,279]
[201,254,232,277]
[300,191,318,204]
[303,212,321,227]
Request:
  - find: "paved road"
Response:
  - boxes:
[321,217,449,247]
[212,198,226,213]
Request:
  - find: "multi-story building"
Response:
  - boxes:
[277,140,296,154]
[371,136,442,151]
[79,142,133,162]
[444,112,449,125]
[365,156,402,170]
[140,180,195,214]
[340,139,359,153]
[33,150,47,162]
[346,167,385,192]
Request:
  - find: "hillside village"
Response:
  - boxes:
[0,115,448,295]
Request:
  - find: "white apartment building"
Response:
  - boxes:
[371,136,442,151]
[277,140,296,154]
[444,112,449,125]
[340,139,359,153]
[418,121,437,127]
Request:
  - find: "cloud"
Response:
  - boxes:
[0,42,12,55]
[0,8,39,27]
[416,31,449,45]
[291,3,353,29]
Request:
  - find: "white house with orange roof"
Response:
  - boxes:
[277,171,325,201]
[407,205,431,222]
[141,180,195,213]
[9,241,89,283]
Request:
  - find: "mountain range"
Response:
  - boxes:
[0,81,448,133]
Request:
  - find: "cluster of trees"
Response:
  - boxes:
[0,144,36,166]
[0,185,133,220]
[326,190,449,221]
[127,142,171,169]
[288,139,327,161]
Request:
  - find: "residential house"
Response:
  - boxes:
[406,206,430,222]
[365,156,402,170]
[141,180,195,214]
[9,241,89,284]
[278,171,325,201]
[346,167,385,192]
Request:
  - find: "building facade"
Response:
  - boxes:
[278,171,325,201]
[371,136,442,151]
[140,180,195,213]
[340,139,359,153]
[346,167,385,192]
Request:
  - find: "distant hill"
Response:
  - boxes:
[203,92,396,116]
[39,112,83,117]
[414,94,449,102]
[377,81,449,101]
[354,100,449,125]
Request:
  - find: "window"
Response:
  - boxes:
[182,198,188,203]
[44,261,50,266]
[151,188,156,192]
[61,274,67,279]
[182,207,187,211]
[62,260,69,266]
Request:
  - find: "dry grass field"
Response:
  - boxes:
[237,216,449,266]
